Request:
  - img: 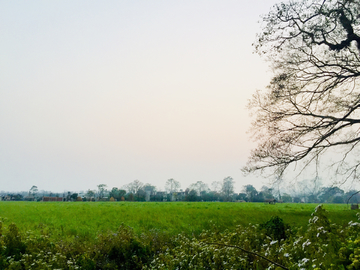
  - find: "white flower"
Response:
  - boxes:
[311,216,319,223]
[349,221,360,227]
[284,253,290,257]
[270,240,278,245]
[302,239,311,249]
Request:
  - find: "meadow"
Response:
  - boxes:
[0,201,356,241]
[0,202,359,269]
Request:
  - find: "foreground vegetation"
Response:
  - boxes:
[0,202,359,269]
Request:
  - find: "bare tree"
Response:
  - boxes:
[189,181,209,196]
[222,177,235,201]
[126,180,144,195]
[211,181,222,193]
[244,0,360,183]
[165,178,180,194]
[143,183,157,195]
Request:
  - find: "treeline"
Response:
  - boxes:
[2,177,360,204]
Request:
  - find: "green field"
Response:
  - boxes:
[0,202,359,269]
[0,201,356,241]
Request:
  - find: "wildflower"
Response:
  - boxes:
[310,216,319,223]
[270,240,278,245]
[302,239,311,249]
[284,253,289,257]
[349,221,360,227]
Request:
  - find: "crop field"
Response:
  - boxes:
[0,201,356,241]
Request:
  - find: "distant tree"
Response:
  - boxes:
[243,185,258,202]
[85,190,96,200]
[236,193,247,201]
[254,192,265,202]
[307,194,319,203]
[211,181,222,193]
[201,191,218,202]
[189,181,209,196]
[126,193,135,201]
[13,194,23,201]
[260,186,274,200]
[222,177,235,201]
[333,196,345,204]
[109,188,126,201]
[29,185,38,198]
[143,183,157,195]
[126,180,143,194]
[292,178,322,203]
[319,186,345,203]
[281,193,292,203]
[97,184,107,200]
[165,178,180,194]
[70,193,78,201]
[126,180,145,201]
[185,189,198,202]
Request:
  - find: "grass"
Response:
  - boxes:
[0,201,357,242]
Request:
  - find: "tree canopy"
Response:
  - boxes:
[244,0,360,182]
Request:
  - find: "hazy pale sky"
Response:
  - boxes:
[1,0,280,193]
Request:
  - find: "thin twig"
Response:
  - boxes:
[203,242,289,270]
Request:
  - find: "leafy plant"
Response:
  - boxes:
[260,216,288,241]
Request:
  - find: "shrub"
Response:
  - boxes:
[259,216,289,241]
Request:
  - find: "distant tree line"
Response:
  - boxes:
[1,178,360,204]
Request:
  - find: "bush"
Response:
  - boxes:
[147,205,360,269]
[259,216,288,241]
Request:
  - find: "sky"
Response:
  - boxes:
[0,0,281,193]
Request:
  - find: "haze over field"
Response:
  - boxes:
[1,1,280,192]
